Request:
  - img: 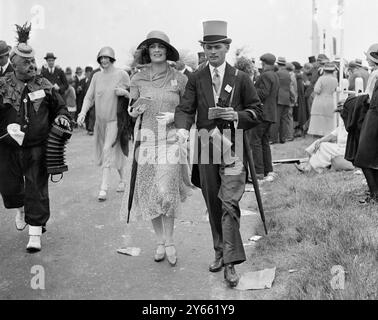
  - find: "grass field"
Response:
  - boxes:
[251,136,378,300]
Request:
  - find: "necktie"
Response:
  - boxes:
[0,67,3,75]
[212,68,221,94]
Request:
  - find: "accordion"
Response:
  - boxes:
[46,123,72,180]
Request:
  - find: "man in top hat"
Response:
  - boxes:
[41,52,69,98]
[270,57,295,144]
[348,59,369,93]
[249,53,279,182]
[175,20,262,287]
[0,40,13,77]
[0,24,70,252]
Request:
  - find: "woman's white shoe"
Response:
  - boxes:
[98,190,107,202]
[15,209,27,231]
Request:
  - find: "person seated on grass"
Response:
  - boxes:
[295,114,354,174]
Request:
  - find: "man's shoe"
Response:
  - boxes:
[224,264,239,288]
[264,172,278,182]
[209,257,224,273]
[26,226,42,253]
[15,209,27,231]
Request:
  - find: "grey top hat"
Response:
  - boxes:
[199,20,232,45]
[0,41,11,57]
[137,30,179,62]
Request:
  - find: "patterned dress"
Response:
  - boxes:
[120,65,191,221]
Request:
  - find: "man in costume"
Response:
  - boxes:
[175,20,262,287]
[0,23,70,252]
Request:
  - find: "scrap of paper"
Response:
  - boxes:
[117,247,141,257]
[235,267,276,291]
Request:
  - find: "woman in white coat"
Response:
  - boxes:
[308,63,338,137]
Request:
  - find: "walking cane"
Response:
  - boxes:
[243,132,268,235]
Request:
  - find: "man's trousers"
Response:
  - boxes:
[198,160,246,265]
[0,144,50,226]
[248,122,273,176]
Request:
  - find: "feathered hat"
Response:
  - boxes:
[10,22,35,61]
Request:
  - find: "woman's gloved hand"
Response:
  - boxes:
[156,112,174,124]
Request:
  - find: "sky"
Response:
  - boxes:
[1,0,378,70]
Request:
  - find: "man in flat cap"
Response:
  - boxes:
[41,52,69,98]
[249,53,279,182]
[0,40,13,77]
[0,23,70,252]
[175,20,262,288]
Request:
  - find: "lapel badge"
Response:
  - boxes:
[225,84,232,93]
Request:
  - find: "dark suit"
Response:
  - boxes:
[270,67,292,143]
[249,65,279,176]
[183,68,192,78]
[0,63,13,77]
[41,66,69,98]
[175,63,262,265]
[84,68,101,133]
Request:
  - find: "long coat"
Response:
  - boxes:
[254,65,279,123]
[308,73,338,136]
[41,66,69,97]
[354,82,378,169]
[0,63,13,77]
[276,68,292,106]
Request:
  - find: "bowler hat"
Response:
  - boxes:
[0,40,11,57]
[199,20,232,45]
[44,52,57,60]
[260,53,276,65]
[292,61,303,70]
[277,57,287,66]
[85,66,93,73]
[137,30,179,62]
[286,62,295,71]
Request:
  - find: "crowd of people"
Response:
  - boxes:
[1,19,378,289]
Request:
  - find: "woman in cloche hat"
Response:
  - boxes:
[77,47,131,202]
[119,30,192,267]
